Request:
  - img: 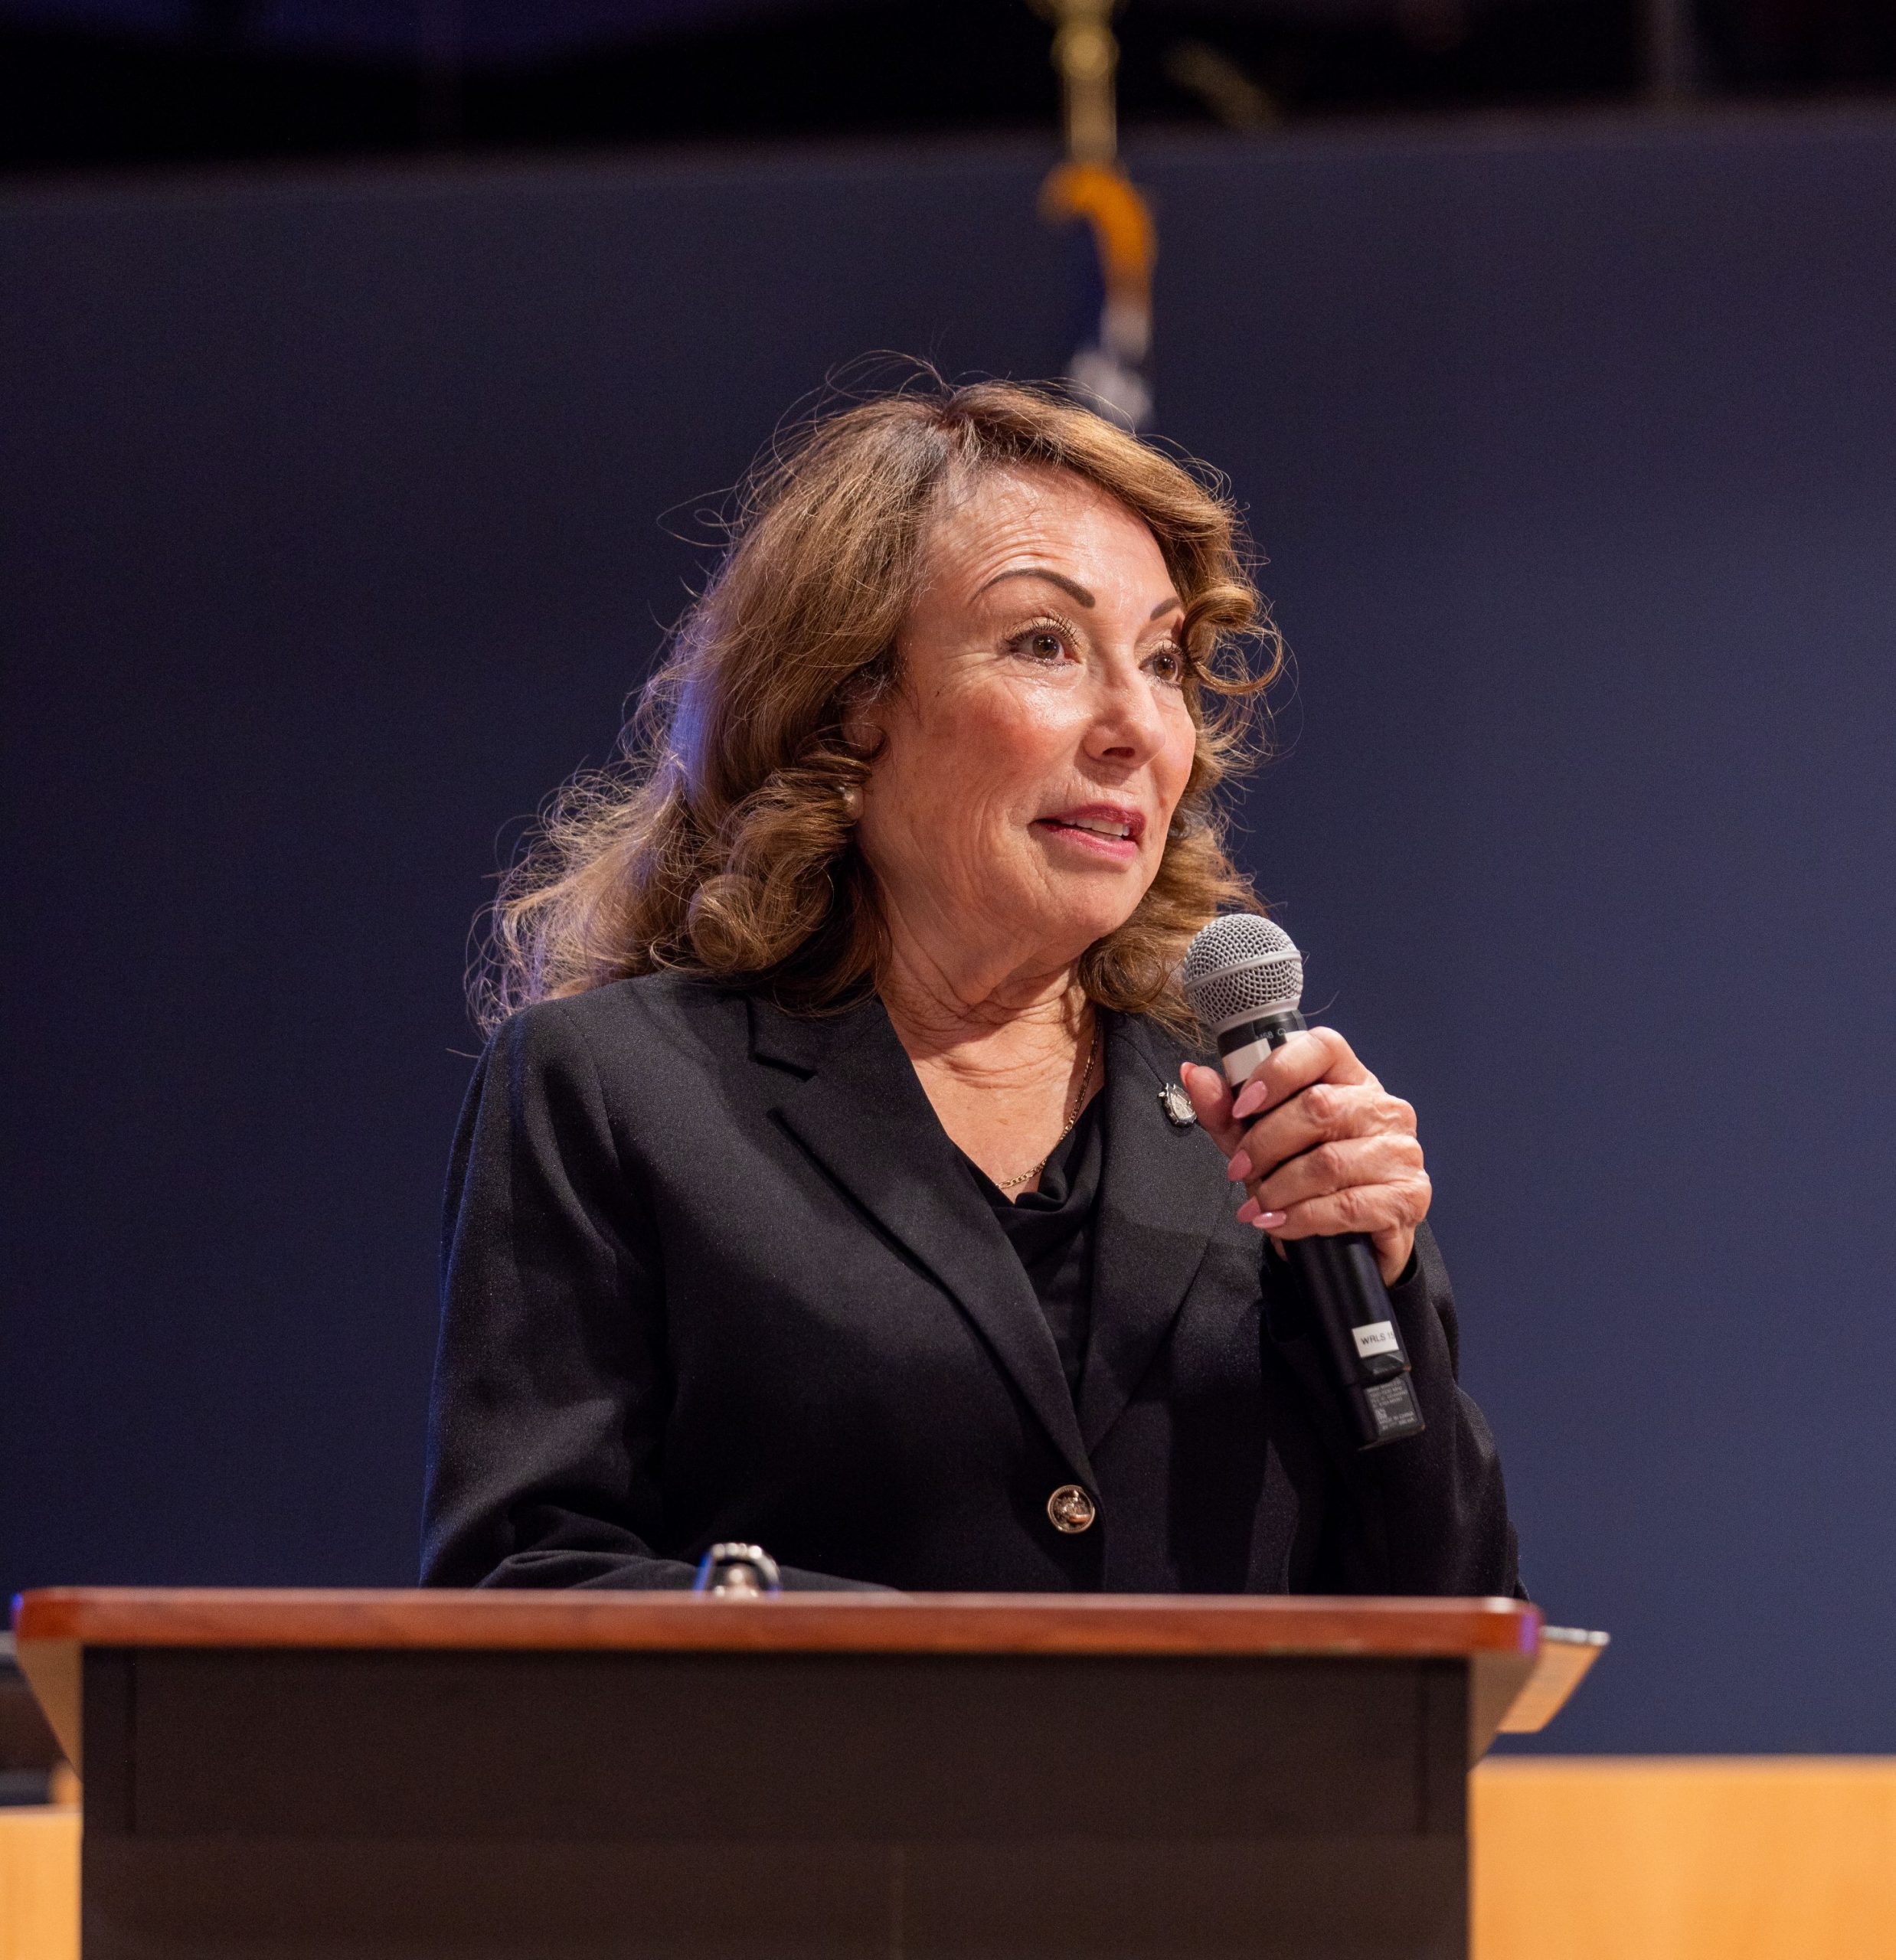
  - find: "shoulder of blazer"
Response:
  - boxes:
[513,971,756,1073]
[505,977,896,1121]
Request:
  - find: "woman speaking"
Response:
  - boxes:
[420,378,1518,1596]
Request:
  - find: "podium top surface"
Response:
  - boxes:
[11,1590,1603,1765]
[15,1587,1536,1657]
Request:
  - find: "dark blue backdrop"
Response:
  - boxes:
[6,109,1894,1752]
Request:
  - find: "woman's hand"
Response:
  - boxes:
[1180,1029,1430,1286]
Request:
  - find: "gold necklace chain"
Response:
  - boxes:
[992,1015,1102,1193]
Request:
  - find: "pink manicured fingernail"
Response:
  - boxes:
[1235,1198,1260,1224]
[1256,1210,1287,1230]
[1227,1152,1252,1182]
[1233,1082,1266,1119]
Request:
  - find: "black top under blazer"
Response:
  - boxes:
[420,973,1520,1596]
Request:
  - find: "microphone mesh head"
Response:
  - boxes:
[1181,914,1305,1031]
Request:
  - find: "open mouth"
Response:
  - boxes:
[1041,816,1132,840]
[1033,806,1144,854]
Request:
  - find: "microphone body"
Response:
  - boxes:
[1184,916,1425,1452]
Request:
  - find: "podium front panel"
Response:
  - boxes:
[77,1641,1469,1958]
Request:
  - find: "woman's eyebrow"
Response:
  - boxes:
[975,567,1096,607]
[974,569,1182,619]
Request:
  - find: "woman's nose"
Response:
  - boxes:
[1085,658,1165,763]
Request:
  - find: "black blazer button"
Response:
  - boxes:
[1047,1484,1097,1534]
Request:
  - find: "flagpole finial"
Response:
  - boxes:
[1043,0,1120,164]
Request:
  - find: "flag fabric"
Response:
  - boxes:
[1040,158,1156,428]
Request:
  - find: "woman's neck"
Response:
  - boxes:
[878,929,1097,1196]
[878,933,1084,1076]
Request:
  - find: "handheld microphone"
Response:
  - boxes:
[1182,915,1426,1451]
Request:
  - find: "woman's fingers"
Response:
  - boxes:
[1192,1032,1379,1177]
[1228,1028,1368,1124]
[1276,1181,1429,1289]
[1224,1080,1417,1186]
[1235,1169,1431,1288]
[1244,1132,1426,1218]
[1178,1061,1246,1157]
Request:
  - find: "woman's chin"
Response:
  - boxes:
[1040,895,1146,962]
[966,857,1151,971]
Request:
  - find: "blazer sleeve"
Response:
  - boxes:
[1264,1221,1523,1598]
[418,1001,874,1592]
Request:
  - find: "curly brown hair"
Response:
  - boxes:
[474,374,1281,1037]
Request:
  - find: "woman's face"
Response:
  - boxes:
[856,465,1199,990]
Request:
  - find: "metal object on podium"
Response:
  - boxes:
[691,1544,783,1596]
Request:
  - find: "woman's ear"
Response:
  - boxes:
[838,656,898,761]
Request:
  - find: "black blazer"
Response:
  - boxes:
[420,974,1519,1596]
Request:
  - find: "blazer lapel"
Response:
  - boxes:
[751,994,1097,1492]
[1076,1013,1235,1452]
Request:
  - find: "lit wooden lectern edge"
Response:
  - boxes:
[11,1586,1606,1774]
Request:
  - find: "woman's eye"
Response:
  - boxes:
[1012,625,1071,662]
[1148,645,1187,684]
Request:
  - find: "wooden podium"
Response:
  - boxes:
[11,1589,1601,1960]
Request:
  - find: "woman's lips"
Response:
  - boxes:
[1032,815,1143,862]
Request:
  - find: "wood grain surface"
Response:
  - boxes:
[0,1804,79,1960]
[1472,1756,1896,1959]
[13,1587,1539,1657]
